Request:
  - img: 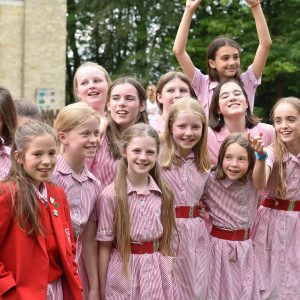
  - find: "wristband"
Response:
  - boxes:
[255,151,267,160]
[250,0,260,9]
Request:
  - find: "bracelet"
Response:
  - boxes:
[250,0,260,9]
[255,151,268,160]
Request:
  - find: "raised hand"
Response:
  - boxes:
[248,132,265,154]
[186,0,202,12]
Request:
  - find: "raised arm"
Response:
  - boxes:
[248,132,271,190]
[173,0,202,80]
[246,0,272,79]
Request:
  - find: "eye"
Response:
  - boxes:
[233,91,242,96]
[146,150,156,155]
[225,154,232,160]
[287,117,296,123]
[166,88,174,93]
[33,152,42,157]
[220,93,229,100]
[94,130,100,137]
[274,118,281,124]
[80,80,88,86]
[49,150,57,156]
[239,156,247,161]
[192,125,201,129]
[111,95,120,101]
[126,96,136,101]
[133,149,141,153]
[81,131,89,136]
[233,54,239,60]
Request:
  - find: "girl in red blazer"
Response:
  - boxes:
[0,121,82,300]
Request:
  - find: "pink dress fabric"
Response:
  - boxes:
[96,176,178,300]
[51,155,102,299]
[191,64,261,115]
[203,171,263,300]
[149,114,165,134]
[0,141,11,180]
[160,152,210,300]
[208,122,275,165]
[251,148,300,299]
[87,135,119,188]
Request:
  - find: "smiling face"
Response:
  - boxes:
[273,102,300,148]
[171,111,203,157]
[209,46,240,80]
[75,66,109,114]
[157,78,191,115]
[19,134,57,188]
[124,135,158,180]
[218,81,248,118]
[107,83,145,130]
[222,142,249,180]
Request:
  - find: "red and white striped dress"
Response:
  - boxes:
[160,152,210,299]
[87,135,119,188]
[203,171,263,300]
[51,155,102,299]
[0,142,11,180]
[252,148,300,299]
[96,176,178,299]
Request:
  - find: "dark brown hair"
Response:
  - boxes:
[209,79,260,131]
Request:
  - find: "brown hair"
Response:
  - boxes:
[73,61,111,100]
[6,121,57,236]
[0,86,17,146]
[156,71,196,112]
[207,36,241,82]
[214,132,255,180]
[114,123,176,274]
[209,79,260,131]
[270,97,300,198]
[106,77,148,159]
[14,99,41,120]
[160,97,210,172]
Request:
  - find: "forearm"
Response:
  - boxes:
[252,159,269,190]
[99,241,112,300]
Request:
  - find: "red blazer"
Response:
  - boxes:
[0,181,83,300]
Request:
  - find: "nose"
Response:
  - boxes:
[281,120,288,128]
[42,155,51,165]
[231,158,238,167]
[174,89,181,99]
[139,151,147,160]
[118,97,126,106]
[185,126,193,136]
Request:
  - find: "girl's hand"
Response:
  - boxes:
[248,132,265,154]
[99,117,109,145]
[186,0,202,12]
[198,201,209,219]
[246,0,260,8]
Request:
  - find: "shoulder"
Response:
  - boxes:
[45,181,68,202]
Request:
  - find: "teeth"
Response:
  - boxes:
[117,111,128,115]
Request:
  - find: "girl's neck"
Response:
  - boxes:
[285,141,300,157]
[223,115,246,133]
[62,152,85,175]
[127,171,148,193]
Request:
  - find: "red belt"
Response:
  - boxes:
[130,240,160,254]
[262,197,300,211]
[210,226,250,241]
[175,205,200,218]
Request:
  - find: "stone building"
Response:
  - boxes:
[0,0,66,109]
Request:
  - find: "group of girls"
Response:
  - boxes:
[0,1,299,300]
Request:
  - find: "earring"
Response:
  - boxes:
[218,114,222,122]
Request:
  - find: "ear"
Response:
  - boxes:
[14,150,23,165]
[107,101,111,112]
[208,59,216,69]
[140,101,146,112]
[157,93,163,105]
[58,131,68,144]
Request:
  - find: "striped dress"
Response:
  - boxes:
[203,171,263,300]
[160,152,210,300]
[51,155,102,299]
[0,141,11,180]
[87,135,119,188]
[96,176,178,299]
[251,148,300,299]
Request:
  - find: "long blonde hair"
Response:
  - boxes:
[271,97,300,198]
[160,97,211,171]
[5,121,57,235]
[114,123,176,274]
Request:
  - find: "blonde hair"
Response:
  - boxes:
[160,97,211,171]
[5,121,57,235]
[114,123,176,274]
[73,62,111,100]
[270,97,300,199]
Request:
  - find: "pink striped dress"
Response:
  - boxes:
[50,155,102,299]
[251,148,300,299]
[87,135,119,188]
[203,171,263,300]
[192,64,261,115]
[208,123,275,165]
[160,152,210,299]
[0,141,11,180]
[96,176,178,299]
[149,114,165,134]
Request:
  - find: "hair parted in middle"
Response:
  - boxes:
[214,132,255,180]
[209,79,260,132]
[6,121,57,236]
[160,97,210,172]
[113,123,177,274]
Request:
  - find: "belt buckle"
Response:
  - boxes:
[244,229,248,240]
[288,201,295,211]
[189,206,194,218]
[153,240,159,252]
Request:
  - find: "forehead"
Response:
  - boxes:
[173,110,202,123]
[74,117,100,130]
[215,45,239,57]
[162,77,190,90]
[111,83,138,96]
[274,103,300,117]
[128,135,157,148]
[225,142,247,155]
[76,66,107,79]
[27,134,56,149]
[220,82,242,94]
